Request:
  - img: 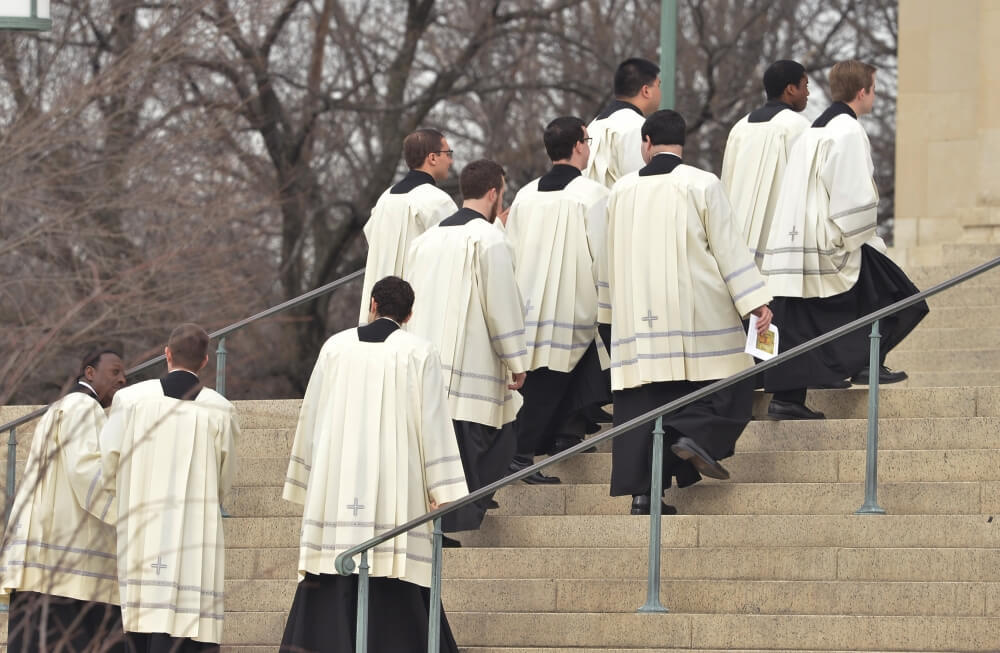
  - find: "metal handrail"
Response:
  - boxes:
[0,268,365,434]
[333,255,1000,652]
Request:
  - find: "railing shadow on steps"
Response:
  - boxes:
[1,257,999,648]
[330,255,1000,653]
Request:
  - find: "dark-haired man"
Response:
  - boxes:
[601,110,772,515]
[505,116,610,470]
[1,348,127,652]
[280,276,467,653]
[359,129,459,324]
[722,59,811,266]
[584,57,662,188]
[406,160,528,535]
[761,60,927,419]
[100,323,239,651]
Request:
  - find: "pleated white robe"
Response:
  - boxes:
[600,158,772,391]
[721,108,809,265]
[359,183,458,324]
[283,326,468,588]
[405,211,528,428]
[584,104,646,188]
[761,113,883,298]
[1,390,119,605]
[99,380,238,644]
[506,175,609,373]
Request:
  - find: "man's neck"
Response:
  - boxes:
[616,96,648,116]
[414,166,439,182]
[845,99,867,117]
[648,145,683,159]
[461,200,493,222]
[551,159,584,171]
[167,367,200,378]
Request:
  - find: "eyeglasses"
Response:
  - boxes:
[581,137,593,144]
[433,150,454,157]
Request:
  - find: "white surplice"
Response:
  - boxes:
[584,104,646,188]
[0,391,118,605]
[600,158,772,391]
[721,108,809,266]
[405,211,528,428]
[506,174,609,372]
[283,326,468,588]
[358,182,458,324]
[99,380,238,644]
[761,112,883,298]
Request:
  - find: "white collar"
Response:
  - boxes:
[78,380,98,395]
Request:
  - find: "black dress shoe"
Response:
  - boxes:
[477,497,500,510]
[767,399,825,420]
[670,436,730,480]
[520,470,562,485]
[851,365,908,385]
[548,436,597,455]
[442,536,462,548]
[629,495,678,516]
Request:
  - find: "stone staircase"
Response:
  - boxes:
[2,246,1000,651]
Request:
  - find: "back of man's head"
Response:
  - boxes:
[829,60,876,103]
[543,116,586,162]
[614,58,660,98]
[403,129,445,169]
[167,323,209,371]
[641,109,686,147]
[460,159,506,201]
[763,60,806,99]
[371,276,415,323]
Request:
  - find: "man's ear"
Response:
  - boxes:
[164,346,173,367]
[198,354,209,373]
[401,311,413,325]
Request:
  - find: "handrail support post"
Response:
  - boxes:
[857,319,886,515]
[427,517,443,653]
[215,337,227,397]
[355,550,370,653]
[638,417,669,613]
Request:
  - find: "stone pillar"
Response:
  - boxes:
[895,0,1000,250]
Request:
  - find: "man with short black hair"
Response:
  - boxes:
[280,276,467,653]
[722,59,811,266]
[1,348,127,652]
[405,160,528,536]
[505,116,610,474]
[601,110,772,515]
[359,128,458,324]
[761,60,928,420]
[100,323,239,651]
[584,57,662,188]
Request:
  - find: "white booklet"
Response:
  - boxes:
[745,315,779,360]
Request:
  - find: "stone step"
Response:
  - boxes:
[756,386,1000,419]
[895,326,1000,350]
[456,514,999,549]
[898,371,1000,387]
[228,480,989,518]
[920,304,1000,328]
[924,284,1000,307]
[447,613,1000,650]
[218,577,996,617]
[886,348,1000,372]
[462,649,932,653]
[907,263,1000,287]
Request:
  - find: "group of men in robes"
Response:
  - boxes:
[2,324,240,652]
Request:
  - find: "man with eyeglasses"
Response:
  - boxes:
[504,117,611,478]
[358,129,458,324]
[584,57,662,189]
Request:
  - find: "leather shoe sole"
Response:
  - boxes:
[767,399,826,420]
[851,366,908,385]
[670,436,730,480]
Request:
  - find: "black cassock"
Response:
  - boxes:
[764,245,929,393]
[8,590,127,653]
[609,379,754,496]
[443,419,516,532]
[279,573,459,653]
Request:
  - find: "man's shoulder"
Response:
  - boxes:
[773,109,810,129]
[53,391,100,416]
[193,387,234,411]
[114,379,162,404]
[565,176,610,201]
[512,179,541,203]
[675,163,722,187]
[318,328,362,355]
[387,329,437,358]
[591,108,644,133]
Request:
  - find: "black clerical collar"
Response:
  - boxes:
[748,100,793,123]
[440,207,487,227]
[390,170,436,194]
[596,99,643,121]
[71,381,100,402]
[161,369,202,400]
[538,164,582,192]
[812,102,857,128]
[357,317,401,343]
[638,152,683,176]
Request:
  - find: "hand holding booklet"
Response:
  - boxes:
[745,314,779,360]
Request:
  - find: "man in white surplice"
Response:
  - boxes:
[280,276,468,653]
[358,129,458,324]
[100,324,238,652]
[584,57,661,189]
[721,59,810,266]
[1,348,126,652]
[406,159,528,535]
[600,110,773,516]
[760,61,927,420]
[505,116,611,473]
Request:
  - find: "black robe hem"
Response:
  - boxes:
[442,419,515,532]
[8,590,126,653]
